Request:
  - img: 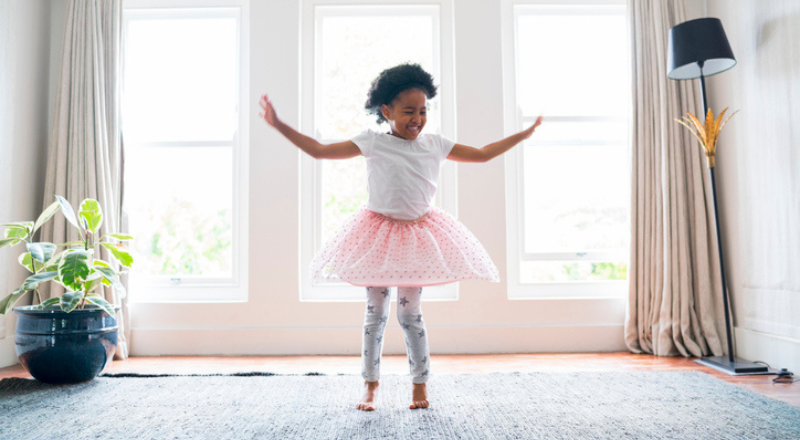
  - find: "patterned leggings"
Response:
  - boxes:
[362,286,430,384]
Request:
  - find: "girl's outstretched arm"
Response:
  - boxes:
[259,94,361,160]
[447,116,543,163]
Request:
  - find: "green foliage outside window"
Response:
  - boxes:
[562,262,628,281]
[135,200,231,276]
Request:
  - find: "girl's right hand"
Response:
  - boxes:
[259,94,278,127]
[522,115,544,139]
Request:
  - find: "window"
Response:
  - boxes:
[299,1,456,301]
[122,0,249,302]
[502,0,630,298]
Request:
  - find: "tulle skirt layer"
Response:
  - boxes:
[310,206,500,287]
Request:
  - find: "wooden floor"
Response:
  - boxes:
[1,352,797,407]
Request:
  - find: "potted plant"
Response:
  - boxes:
[0,196,133,384]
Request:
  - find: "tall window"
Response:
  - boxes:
[300,1,455,301]
[122,0,249,302]
[502,1,630,298]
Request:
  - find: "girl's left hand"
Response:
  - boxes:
[522,115,544,139]
[259,94,279,127]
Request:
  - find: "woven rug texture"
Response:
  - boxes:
[1,371,798,440]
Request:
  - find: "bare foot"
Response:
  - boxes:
[356,380,379,411]
[409,383,430,409]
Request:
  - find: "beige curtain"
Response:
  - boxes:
[625,0,728,357]
[40,0,129,360]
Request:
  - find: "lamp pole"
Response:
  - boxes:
[706,150,736,364]
[696,62,735,364]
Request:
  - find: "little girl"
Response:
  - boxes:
[260,63,543,412]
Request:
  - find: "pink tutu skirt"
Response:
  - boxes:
[310,206,500,287]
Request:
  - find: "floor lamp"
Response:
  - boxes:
[667,18,770,375]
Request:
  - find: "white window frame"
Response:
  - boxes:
[123,0,250,303]
[299,0,458,302]
[501,0,630,299]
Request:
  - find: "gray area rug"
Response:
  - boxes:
[1,371,799,440]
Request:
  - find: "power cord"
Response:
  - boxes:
[753,361,796,383]
[773,368,795,384]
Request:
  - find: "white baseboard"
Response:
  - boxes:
[130,323,626,356]
[735,326,800,373]
[0,335,18,368]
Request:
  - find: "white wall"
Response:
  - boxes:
[685,0,705,22]
[0,1,54,367]
[128,0,630,356]
[706,0,800,372]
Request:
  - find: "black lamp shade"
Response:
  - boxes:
[667,18,736,80]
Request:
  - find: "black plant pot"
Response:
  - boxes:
[13,304,119,385]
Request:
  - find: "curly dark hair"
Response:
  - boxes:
[364,63,438,124]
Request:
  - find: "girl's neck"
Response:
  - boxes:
[387,130,416,141]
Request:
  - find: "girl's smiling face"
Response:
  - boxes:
[381,88,427,140]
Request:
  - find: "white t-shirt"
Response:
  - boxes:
[350,130,456,220]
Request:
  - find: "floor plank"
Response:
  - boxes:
[1,352,796,407]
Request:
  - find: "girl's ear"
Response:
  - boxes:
[381,104,391,122]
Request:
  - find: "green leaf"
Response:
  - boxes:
[55,196,82,234]
[85,295,116,318]
[78,199,103,234]
[103,234,133,241]
[27,242,57,263]
[21,271,59,291]
[19,253,34,272]
[0,238,21,250]
[2,222,33,233]
[93,259,114,269]
[5,223,33,245]
[32,201,61,235]
[0,288,30,314]
[50,277,67,289]
[37,297,61,310]
[84,277,102,293]
[85,270,104,281]
[93,264,126,297]
[60,291,83,313]
[4,227,28,239]
[42,252,64,272]
[100,242,134,268]
[58,250,91,291]
[22,252,62,274]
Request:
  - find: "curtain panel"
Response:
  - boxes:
[625,0,728,358]
[40,0,129,359]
